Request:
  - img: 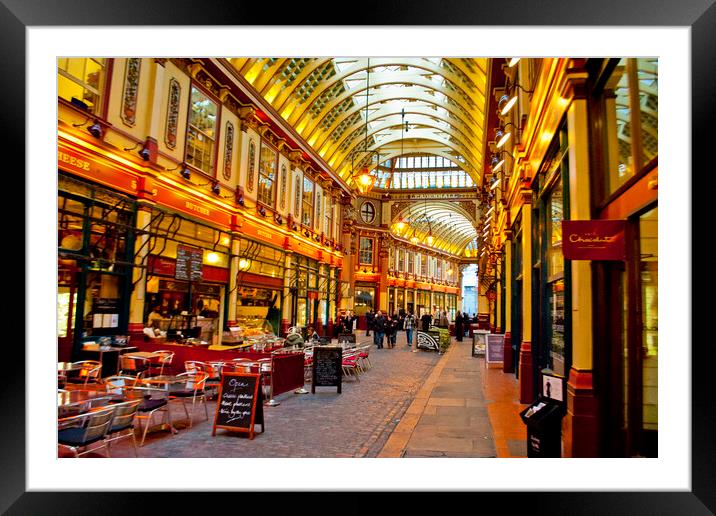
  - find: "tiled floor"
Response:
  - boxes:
[59,334,528,459]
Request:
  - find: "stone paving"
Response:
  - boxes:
[378,337,498,458]
[98,335,441,458]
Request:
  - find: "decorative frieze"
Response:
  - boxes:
[121,58,141,127]
[223,121,234,181]
[165,78,181,149]
[247,140,256,192]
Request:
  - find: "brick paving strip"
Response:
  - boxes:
[377,338,498,458]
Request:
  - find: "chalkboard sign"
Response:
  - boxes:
[486,334,505,364]
[312,345,342,394]
[176,244,203,282]
[212,372,264,439]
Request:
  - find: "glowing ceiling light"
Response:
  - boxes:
[492,158,505,173]
[508,58,520,67]
[500,94,518,116]
[206,252,220,264]
[490,178,501,190]
[496,129,511,149]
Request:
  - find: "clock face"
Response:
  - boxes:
[360,201,376,224]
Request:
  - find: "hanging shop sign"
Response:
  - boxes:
[562,220,626,261]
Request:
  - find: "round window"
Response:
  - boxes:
[360,201,376,224]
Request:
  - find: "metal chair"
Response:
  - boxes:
[104,399,141,457]
[118,355,150,379]
[148,350,175,376]
[356,344,373,370]
[57,406,115,457]
[168,371,209,429]
[66,361,102,388]
[341,349,362,381]
[123,382,175,446]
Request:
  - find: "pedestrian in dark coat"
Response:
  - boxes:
[365,309,374,336]
[420,312,432,332]
[455,311,464,342]
[373,310,386,349]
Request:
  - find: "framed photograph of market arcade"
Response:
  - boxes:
[39,28,695,502]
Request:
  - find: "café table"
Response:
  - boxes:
[136,375,191,434]
[57,362,84,372]
[57,389,114,418]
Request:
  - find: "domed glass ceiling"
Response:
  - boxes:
[227,57,489,186]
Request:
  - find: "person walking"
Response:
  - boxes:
[403,310,416,347]
[386,312,399,348]
[421,310,432,332]
[365,309,374,336]
[455,310,464,342]
[373,310,386,349]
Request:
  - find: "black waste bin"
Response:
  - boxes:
[519,396,565,457]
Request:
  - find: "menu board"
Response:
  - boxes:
[486,334,505,364]
[312,345,342,394]
[175,244,203,281]
[212,372,264,439]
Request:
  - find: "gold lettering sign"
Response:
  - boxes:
[185,201,210,216]
[58,151,91,172]
[257,229,272,240]
[568,233,617,244]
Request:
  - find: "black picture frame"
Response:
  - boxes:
[8,0,711,513]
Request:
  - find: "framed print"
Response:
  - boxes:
[10,0,712,513]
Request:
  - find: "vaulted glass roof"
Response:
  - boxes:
[228,57,489,187]
[391,201,477,255]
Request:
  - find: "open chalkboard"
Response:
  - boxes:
[212,372,264,439]
[486,334,505,365]
[311,345,342,394]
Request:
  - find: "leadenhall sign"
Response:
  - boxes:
[562,220,626,261]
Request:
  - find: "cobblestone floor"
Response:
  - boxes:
[89,336,440,458]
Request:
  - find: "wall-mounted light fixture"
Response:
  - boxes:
[73,117,104,139]
[238,258,251,271]
[124,138,151,161]
[212,182,221,195]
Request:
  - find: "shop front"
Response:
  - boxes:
[58,173,137,361]
[142,209,231,346]
[233,238,285,337]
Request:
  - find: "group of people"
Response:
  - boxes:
[364,309,418,349]
[334,310,357,337]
